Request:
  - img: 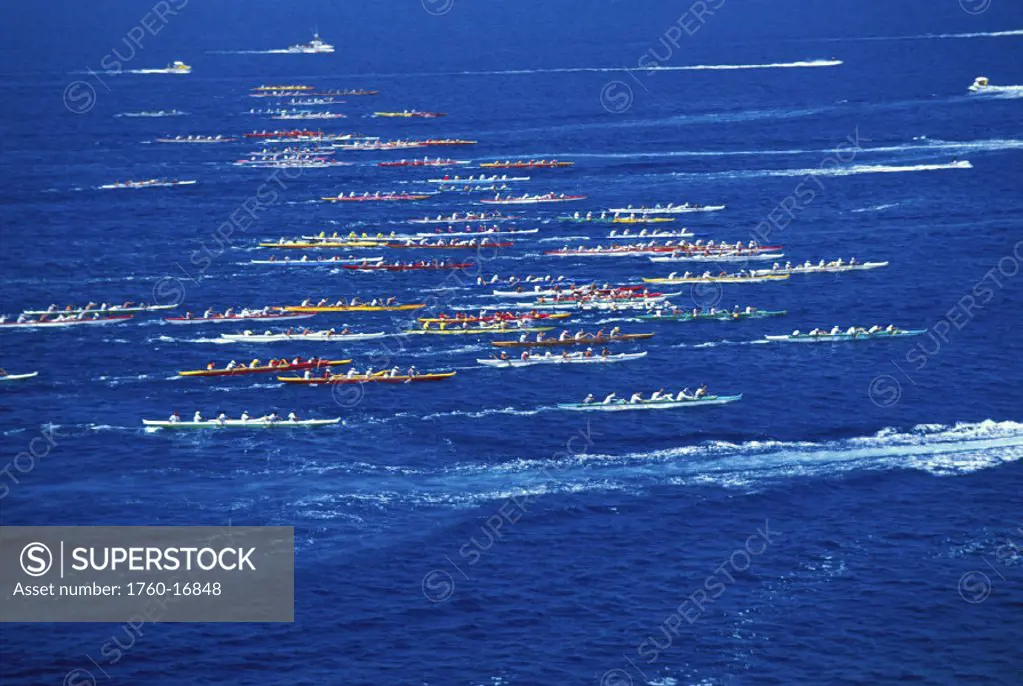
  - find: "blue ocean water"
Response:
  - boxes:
[1,0,1022,683]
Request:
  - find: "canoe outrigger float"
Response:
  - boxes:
[178,359,350,377]
[479,351,647,367]
[765,328,926,343]
[642,274,790,285]
[278,372,457,385]
[639,309,786,322]
[492,333,654,348]
[280,303,425,313]
[144,418,341,429]
[0,371,38,382]
[558,394,742,411]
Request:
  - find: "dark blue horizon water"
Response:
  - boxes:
[2,1,1022,684]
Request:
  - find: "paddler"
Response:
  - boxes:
[694,384,708,399]
[168,412,181,423]
[193,411,204,422]
[628,392,643,404]
[582,394,595,404]
[601,392,617,404]
[288,412,299,422]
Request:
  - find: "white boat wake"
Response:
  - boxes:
[523,137,1023,161]
[672,160,972,181]
[291,419,1023,508]
[458,59,842,76]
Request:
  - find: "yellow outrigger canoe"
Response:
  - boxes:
[612,216,674,224]
[282,304,426,313]
[259,241,384,249]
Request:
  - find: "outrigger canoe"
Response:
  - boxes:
[479,352,647,367]
[342,263,474,272]
[250,257,385,266]
[22,304,175,316]
[0,372,38,382]
[217,331,387,343]
[259,241,385,249]
[492,333,654,348]
[143,418,341,429]
[752,261,889,276]
[642,274,790,285]
[281,304,425,313]
[278,372,457,385]
[558,394,742,411]
[764,329,926,343]
[407,326,555,335]
[418,313,570,324]
[638,310,787,322]
[178,359,350,377]
[165,313,316,325]
[1,315,134,329]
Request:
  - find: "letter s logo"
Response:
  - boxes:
[21,542,53,577]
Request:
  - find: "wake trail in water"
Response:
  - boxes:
[672,160,972,181]
[293,420,1023,509]
[523,138,1023,162]
[463,59,842,75]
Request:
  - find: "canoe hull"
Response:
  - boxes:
[558,394,743,411]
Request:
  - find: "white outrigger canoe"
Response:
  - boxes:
[607,204,725,214]
[607,230,694,239]
[217,331,388,343]
[143,418,341,430]
[506,294,680,310]
[642,274,790,285]
[22,304,176,316]
[98,180,196,190]
[407,213,517,224]
[414,228,538,237]
[426,176,530,183]
[479,352,647,368]
[491,285,583,298]
[765,329,926,343]
[0,372,38,382]
[752,261,889,276]
[649,252,784,263]
[0,315,134,329]
[165,313,316,325]
[558,394,742,411]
